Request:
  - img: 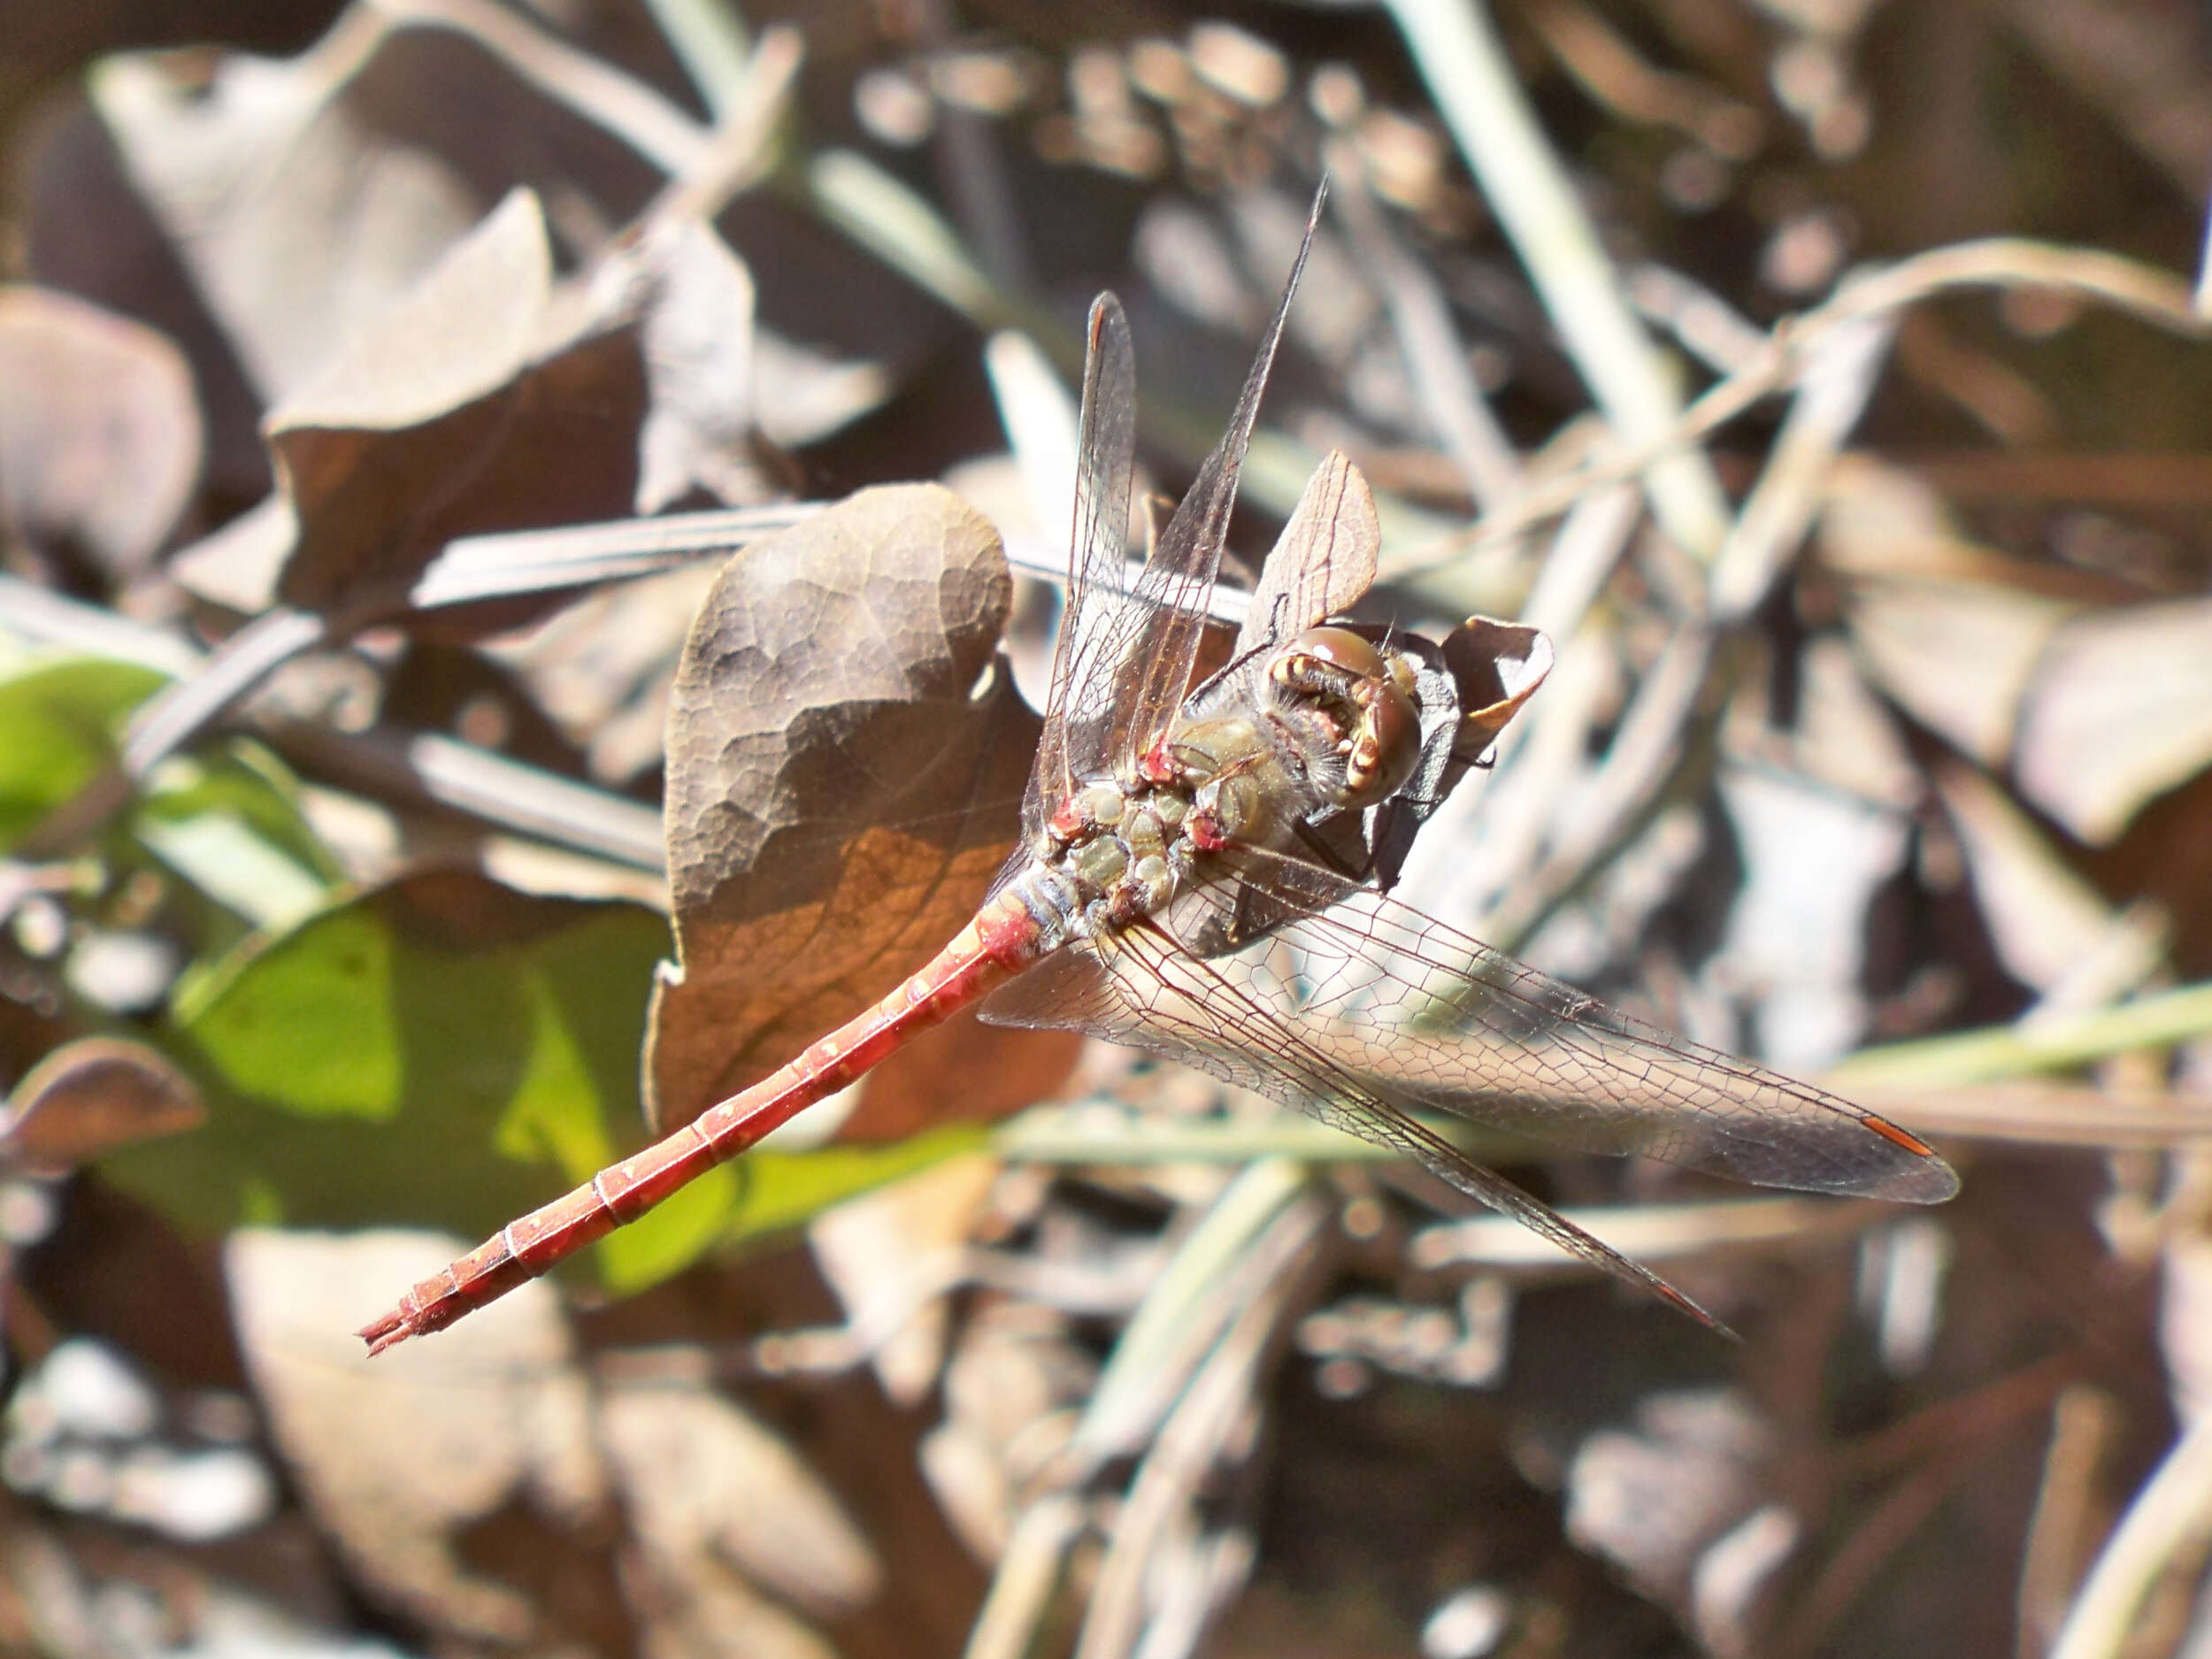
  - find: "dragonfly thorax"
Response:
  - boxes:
[1165,625,1425,831]
[1017,627,1429,949]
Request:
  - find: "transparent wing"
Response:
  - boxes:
[1157,848,1958,1203]
[1073,185,1326,785]
[1230,449,1380,661]
[1028,293,1139,832]
[982,918,1728,1331]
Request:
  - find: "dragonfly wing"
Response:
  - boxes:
[984,918,1727,1331]
[1231,449,1381,660]
[1156,848,1959,1204]
[978,941,1125,1030]
[1096,186,1326,776]
[1029,294,1140,831]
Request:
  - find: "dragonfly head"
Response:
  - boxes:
[1267,627,1423,810]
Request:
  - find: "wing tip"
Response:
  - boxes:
[1862,1114,1961,1203]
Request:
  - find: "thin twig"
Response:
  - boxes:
[1383,239,2206,582]
[641,25,805,228]
[1386,0,1732,563]
[1707,311,1895,623]
[1075,1194,1328,1659]
[365,0,710,173]
[2048,1409,2212,1659]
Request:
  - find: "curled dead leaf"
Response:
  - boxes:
[4,1036,204,1175]
[265,189,646,623]
[1444,617,1555,762]
[195,190,780,637]
[601,216,784,513]
[87,36,480,407]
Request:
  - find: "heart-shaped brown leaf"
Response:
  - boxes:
[644,483,1038,1133]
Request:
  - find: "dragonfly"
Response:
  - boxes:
[360,192,1955,1354]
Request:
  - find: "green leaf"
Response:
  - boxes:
[109,873,678,1287]
[180,901,405,1120]
[597,1163,737,1294]
[0,657,168,849]
[722,1123,989,1247]
[109,869,987,1302]
[134,741,341,932]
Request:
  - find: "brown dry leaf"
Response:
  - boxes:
[87,33,480,408]
[644,483,1036,1133]
[178,193,777,634]
[3,1036,204,1175]
[0,287,201,580]
[833,1010,1084,1141]
[2013,596,2212,844]
[224,1229,610,1643]
[1842,575,2077,769]
[264,188,644,621]
[1445,617,1554,760]
[1931,759,2127,995]
[1817,455,2122,601]
[463,223,785,784]
[598,1372,881,1632]
[1823,456,2084,766]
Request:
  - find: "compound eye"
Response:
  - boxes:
[1342,669,1420,806]
[1277,626,1385,679]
